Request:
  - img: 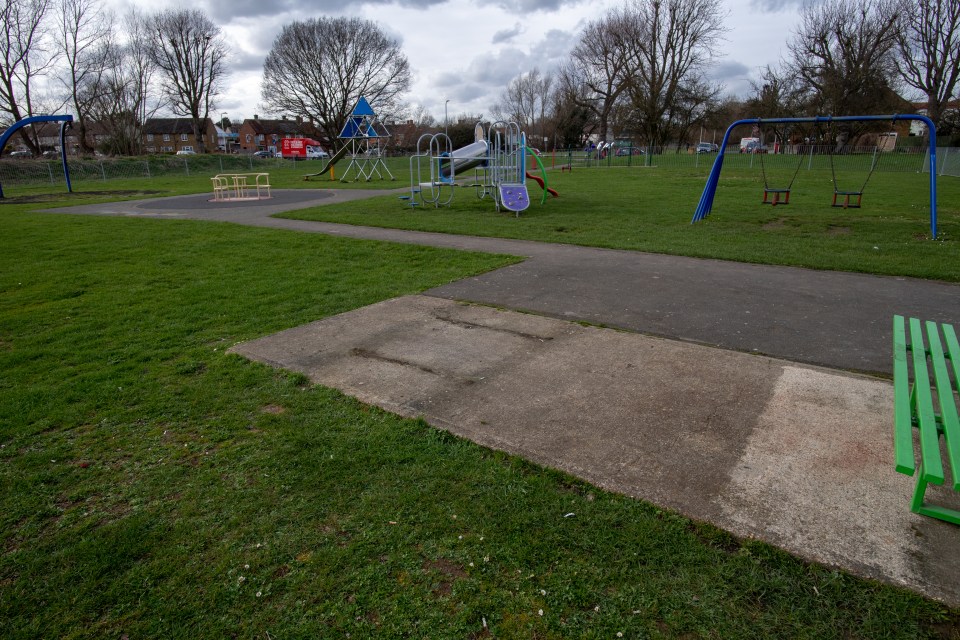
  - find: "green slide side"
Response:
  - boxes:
[304,144,350,179]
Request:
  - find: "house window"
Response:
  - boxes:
[146,146,155,153]
[180,133,188,142]
[147,134,154,142]
[245,134,252,143]
[163,134,170,141]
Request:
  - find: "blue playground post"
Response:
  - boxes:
[691,114,939,238]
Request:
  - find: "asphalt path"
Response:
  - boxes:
[44,188,960,376]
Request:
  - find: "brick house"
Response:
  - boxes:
[142,117,218,154]
[3,120,111,155]
[238,116,327,154]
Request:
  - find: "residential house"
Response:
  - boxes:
[386,119,424,153]
[3,119,111,155]
[909,101,960,138]
[142,118,218,154]
[238,116,327,154]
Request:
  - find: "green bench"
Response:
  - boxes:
[893,316,960,524]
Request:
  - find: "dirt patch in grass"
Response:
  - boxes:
[423,558,467,579]
[762,218,788,230]
[1,190,165,204]
[827,225,852,235]
[260,404,286,415]
[423,557,467,597]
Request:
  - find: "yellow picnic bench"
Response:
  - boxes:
[211,173,271,201]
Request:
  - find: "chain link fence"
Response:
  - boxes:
[0,154,284,188]
[547,144,960,176]
[2,146,957,190]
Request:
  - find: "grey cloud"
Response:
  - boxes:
[707,60,759,98]
[491,0,586,14]
[203,0,446,22]
[428,29,578,115]
[710,60,751,82]
[749,0,806,11]
[528,29,576,68]
[228,48,268,74]
[492,23,523,44]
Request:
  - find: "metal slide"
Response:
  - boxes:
[439,140,489,181]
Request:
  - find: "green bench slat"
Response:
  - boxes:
[892,316,914,475]
[938,323,960,491]
[893,315,960,524]
[908,318,945,485]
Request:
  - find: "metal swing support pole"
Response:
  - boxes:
[0,114,75,198]
[690,114,939,238]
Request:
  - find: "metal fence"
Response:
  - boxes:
[1,145,957,189]
[546,144,958,175]
[0,154,284,188]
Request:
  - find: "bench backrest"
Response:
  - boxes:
[893,315,960,490]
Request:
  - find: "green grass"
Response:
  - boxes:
[281,164,960,282]
[1,192,958,638]
[0,154,410,200]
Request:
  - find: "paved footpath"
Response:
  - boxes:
[45,189,960,604]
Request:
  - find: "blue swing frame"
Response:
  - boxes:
[690,115,939,238]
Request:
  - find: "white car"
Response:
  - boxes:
[176,149,196,156]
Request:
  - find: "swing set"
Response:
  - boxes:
[692,114,940,237]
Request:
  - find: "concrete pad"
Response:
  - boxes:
[230,294,960,605]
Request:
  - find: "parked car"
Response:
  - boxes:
[615,147,644,156]
[8,150,32,158]
[176,149,196,156]
[696,142,718,154]
[741,140,766,154]
[253,150,272,158]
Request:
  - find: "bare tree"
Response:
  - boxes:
[666,77,722,151]
[148,8,227,153]
[614,0,728,149]
[744,64,809,150]
[788,0,905,142]
[85,14,161,157]
[56,0,111,154]
[261,17,411,147]
[492,68,553,147]
[559,14,630,143]
[550,78,597,148]
[124,8,161,150]
[895,0,960,134]
[0,0,57,154]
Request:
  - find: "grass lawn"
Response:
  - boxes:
[281,162,960,282]
[1,190,958,638]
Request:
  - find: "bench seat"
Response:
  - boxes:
[893,315,960,524]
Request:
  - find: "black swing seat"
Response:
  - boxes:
[832,191,862,209]
[762,188,791,206]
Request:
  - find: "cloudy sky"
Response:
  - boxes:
[106,0,805,124]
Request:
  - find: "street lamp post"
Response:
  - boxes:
[445,100,450,138]
[220,112,227,152]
